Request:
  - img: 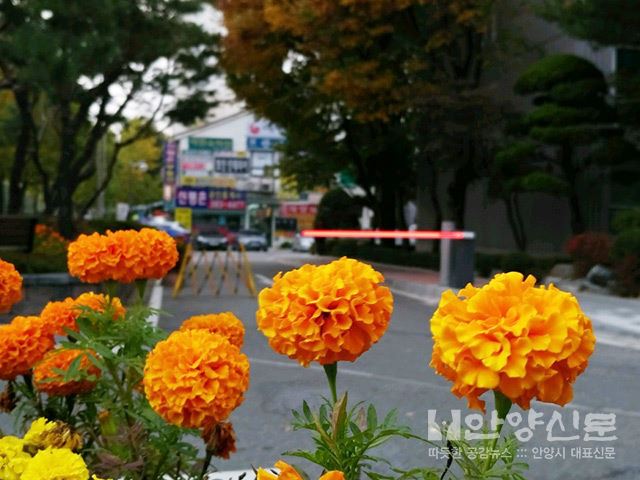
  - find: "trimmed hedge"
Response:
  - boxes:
[325,240,567,281]
[2,219,145,274]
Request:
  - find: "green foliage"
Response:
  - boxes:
[517,171,568,195]
[475,252,567,279]
[541,1,640,127]
[612,209,640,233]
[315,190,362,230]
[433,429,529,480]
[326,242,440,270]
[499,252,536,278]
[546,78,612,106]
[514,54,606,95]
[0,251,68,274]
[0,0,219,235]
[11,297,207,480]
[81,219,144,235]
[611,229,640,294]
[612,228,640,260]
[289,395,419,480]
[540,0,640,48]
[503,53,629,234]
[523,104,606,127]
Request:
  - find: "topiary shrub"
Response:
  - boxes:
[565,231,612,277]
[612,209,640,233]
[500,252,537,278]
[612,228,640,296]
[314,189,362,254]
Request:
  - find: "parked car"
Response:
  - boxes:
[292,232,315,252]
[236,229,268,251]
[141,216,190,241]
[194,225,230,251]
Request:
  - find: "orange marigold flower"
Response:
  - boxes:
[143,330,250,428]
[0,259,23,313]
[257,461,344,480]
[256,257,393,366]
[33,349,101,397]
[67,228,178,284]
[430,272,596,411]
[180,312,245,348]
[0,316,54,380]
[40,293,125,335]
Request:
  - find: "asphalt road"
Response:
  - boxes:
[160,252,640,480]
[2,251,639,479]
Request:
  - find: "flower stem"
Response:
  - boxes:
[200,450,213,479]
[483,390,512,473]
[135,279,147,304]
[323,363,338,403]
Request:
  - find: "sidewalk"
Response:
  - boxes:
[266,251,640,346]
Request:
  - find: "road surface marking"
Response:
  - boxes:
[147,280,163,327]
[250,357,640,419]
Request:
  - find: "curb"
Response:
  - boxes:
[21,273,82,286]
[384,277,448,305]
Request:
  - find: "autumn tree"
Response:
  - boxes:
[0,0,219,237]
[219,0,498,234]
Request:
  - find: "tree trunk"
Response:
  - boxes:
[560,145,586,234]
[8,89,32,214]
[504,193,527,251]
[56,105,77,239]
[568,190,586,234]
[447,169,469,229]
[377,179,397,247]
[0,173,4,213]
[415,156,443,253]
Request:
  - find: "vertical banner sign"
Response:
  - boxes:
[162,141,178,184]
[174,207,192,231]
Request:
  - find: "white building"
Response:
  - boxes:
[165,110,285,231]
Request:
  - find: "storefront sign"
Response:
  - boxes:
[174,207,192,231]
[188,137,233,152]
[214,156,249,174]
[246,137,284,151]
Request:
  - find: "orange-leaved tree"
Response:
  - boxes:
[218,0,499,232]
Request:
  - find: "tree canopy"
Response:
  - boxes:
[0,0,220,236]
[219,0,498,231]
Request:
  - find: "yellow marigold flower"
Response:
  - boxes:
[33,349,101,397]
[430,272,596,411]
[67,228,177,284]
[257,461,344,480]
[0,436,30,480]
[180,312,245,348]
[0,259,23,313]
[143,330,250,428]
[39,293,125,335]
[24,418,83,451]
[256,257,393,366]
[21,447,89,480]
[0,316,54,380]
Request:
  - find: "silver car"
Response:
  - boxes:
[292,232,315,252]
[236,229,268,251]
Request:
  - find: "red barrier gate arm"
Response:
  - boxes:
[301,229,475,240]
